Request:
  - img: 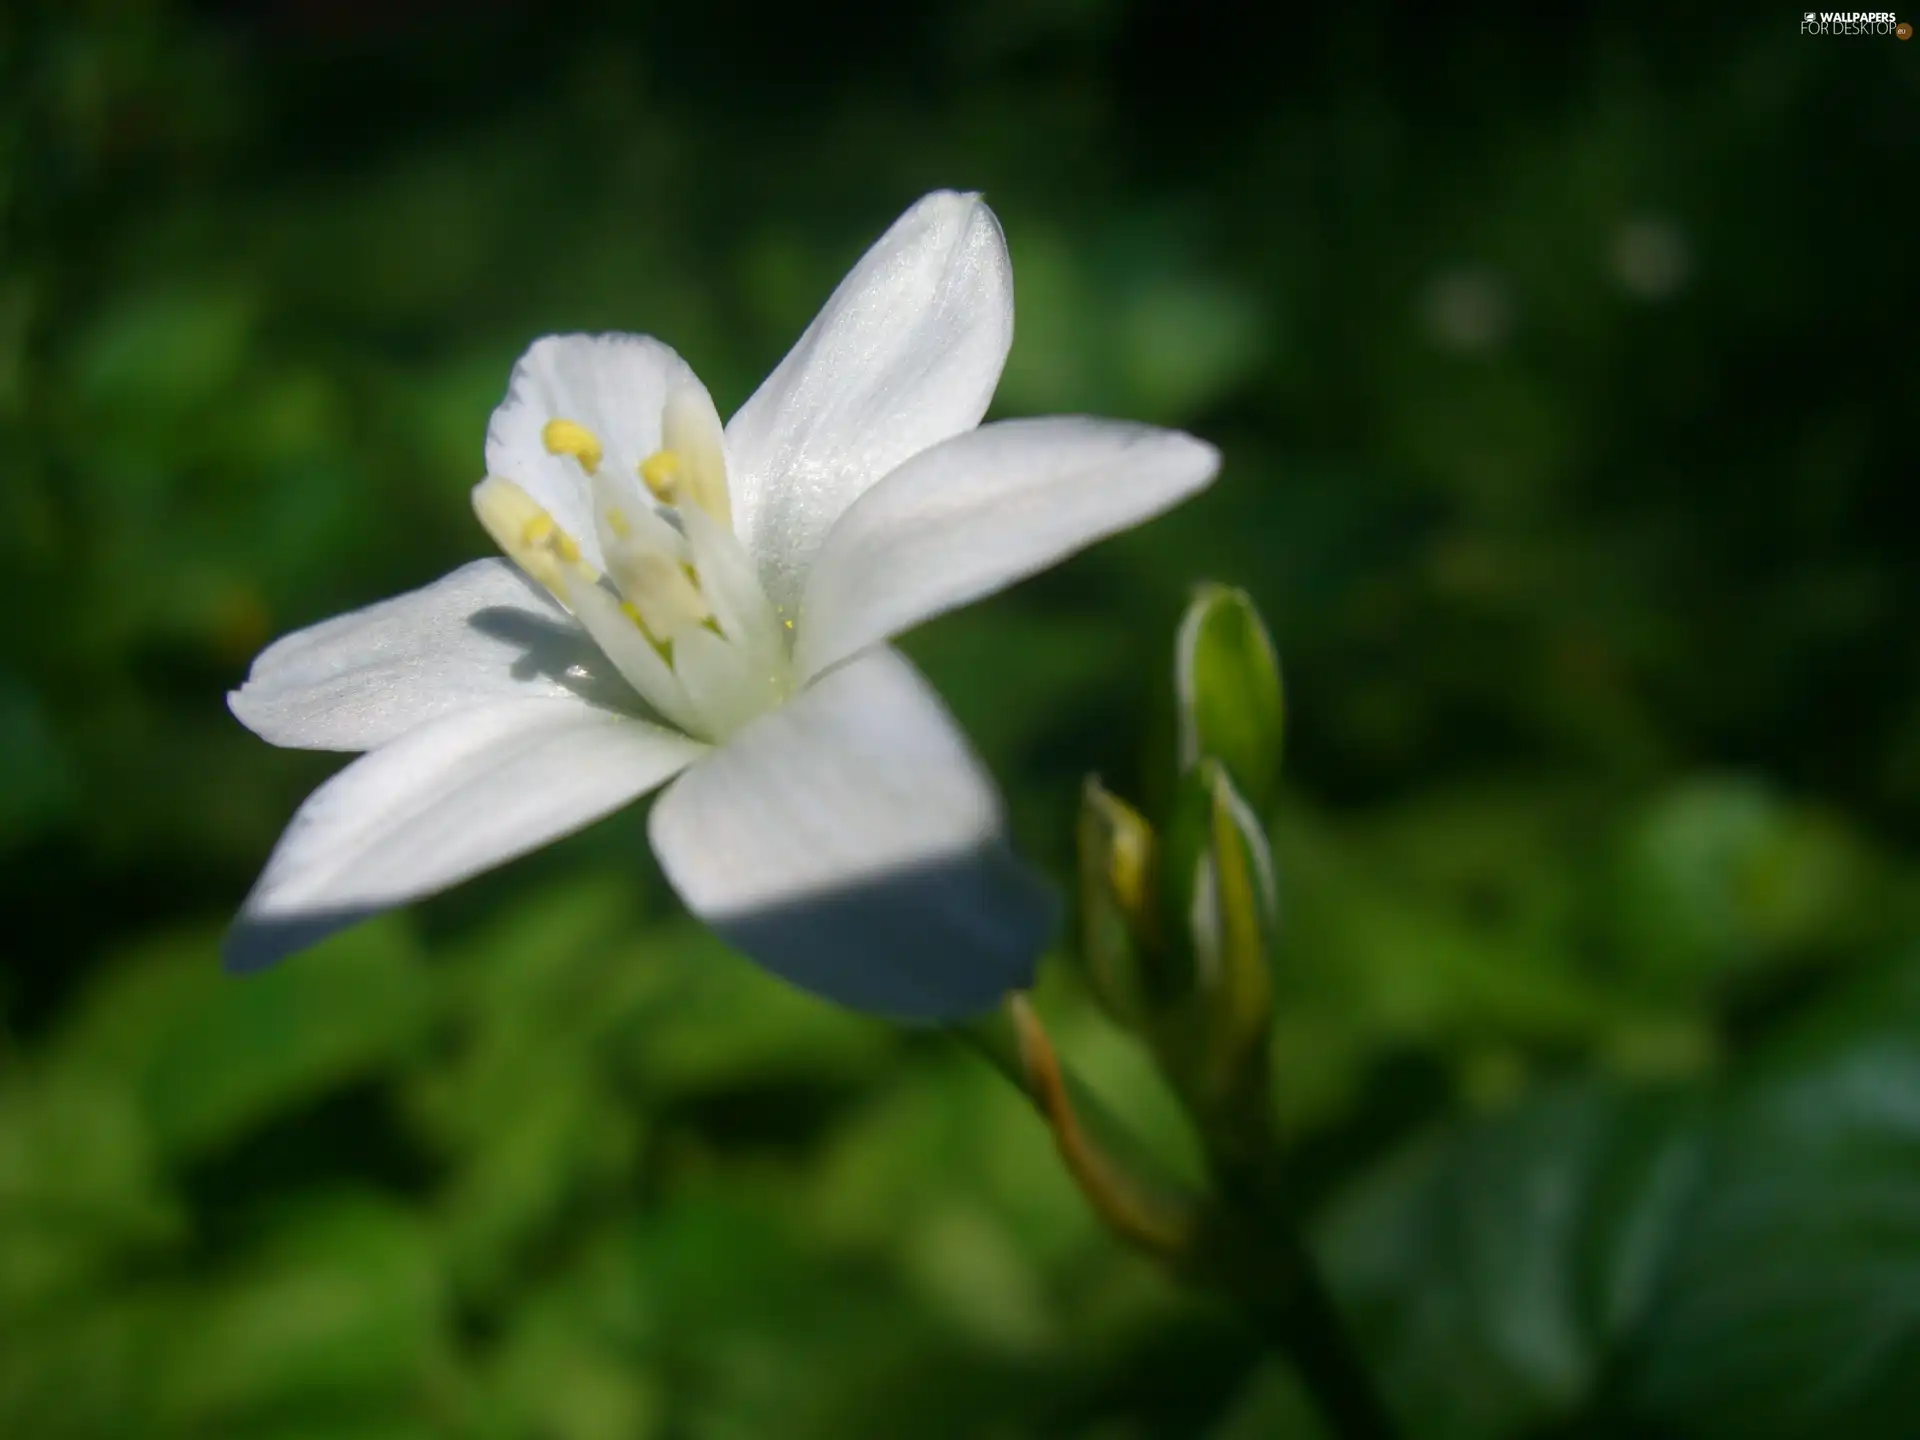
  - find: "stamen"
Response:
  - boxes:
[474,476,704,735]
[660,382,733,529]
[473,477,576,595]
[639,449,682,501]
[522,512,582,564]
[626,550,712,638]
[542,419,604,475]
[589,469,711,638]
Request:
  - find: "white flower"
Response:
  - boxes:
[226,191,1220,1019]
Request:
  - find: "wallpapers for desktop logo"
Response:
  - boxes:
[1800,10,1912,34]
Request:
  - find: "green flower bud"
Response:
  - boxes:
[1076,777,1158,1026]
[1174,584,1285,811]
[1157,759,1278,1112]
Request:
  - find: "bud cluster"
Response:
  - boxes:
[1075,585,1286,1135]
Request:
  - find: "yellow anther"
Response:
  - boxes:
[475,477,578,595]
[520,510,582,564]
[660,381,734,529]
[543,418,604,475]
[639,449,682,500]
[605,506,632,539]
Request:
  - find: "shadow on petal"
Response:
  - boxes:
[223,904,385,975]
[467,604,640,713]
[697,840,1059,1023]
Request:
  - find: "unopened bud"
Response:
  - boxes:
[1076,777,1158,1026]
[1159,759,1278,1111]
[1174,584,1285,812]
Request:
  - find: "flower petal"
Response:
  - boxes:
[794,417,1221,681]
[226,699,706,972]
[725,192,1014,611]
[486,333,702,569]
[229,559,630,752]
[648,647,1054,1019]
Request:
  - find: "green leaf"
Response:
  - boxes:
[406,880,658,1297]
[0,1071,182,1315]
[0,1288,178,1439]
[621,920,894,1098]
[1623,958,1920,1439]
[473,1228,666,1440]
[151,1193,449,1432]
[1264,793,1648,1131]
[58,920,431,1160]
[1608,776,1883,1000]
[1321,1081,1703,1440]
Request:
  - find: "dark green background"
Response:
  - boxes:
[3,3,1917,1436]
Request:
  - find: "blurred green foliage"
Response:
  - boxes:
[2,1,1917,1435]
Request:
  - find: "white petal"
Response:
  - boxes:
[229,559,628,752]
[794,417,1221,682]
[725,192,1014,611]
[486,333,700,570]
[227,699,706,972]
[648,647,1055,1019]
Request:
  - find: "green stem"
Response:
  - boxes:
[1278,1237,1401,1440]
[958,1001,1200,1256]
[1191,1199,1401,1440]
[957,1003,1403,1440]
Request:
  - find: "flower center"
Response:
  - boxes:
[473,382,791,743]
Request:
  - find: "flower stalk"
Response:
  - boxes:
[970,583,1402,1440]
[964,997,1197,1257]
[967,996,1401,1440]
